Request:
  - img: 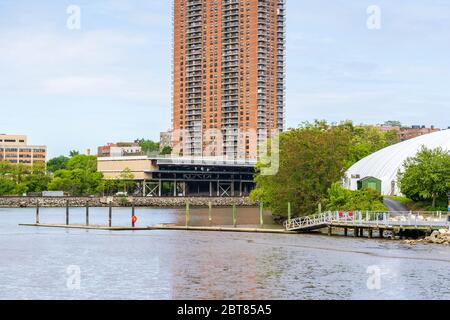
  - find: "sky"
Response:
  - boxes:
[0,0,449,158]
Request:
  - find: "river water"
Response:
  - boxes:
[0,207,449,300]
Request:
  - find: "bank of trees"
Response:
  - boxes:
[398,147,450,209]
[251,121,398,217]
[0,162,51,195]
[0,154,105,196]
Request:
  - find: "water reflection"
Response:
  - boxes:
[0,208,449,300]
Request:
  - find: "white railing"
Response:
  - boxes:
[284,211,450,231]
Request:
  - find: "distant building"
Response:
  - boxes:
[0,134,47,165]
[97,142,142,158]
[159,131,172,152]
[376,123,441,141]
[399,125,440,141]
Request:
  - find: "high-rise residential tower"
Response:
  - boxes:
[172,0,285,160]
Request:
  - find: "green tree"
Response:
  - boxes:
[160,146,173,155]
[398,147,450,208]
[251,121,352,217]
[117,168,135,193]
[346,124,400,168]
[48,169,104,196]
[326,183,387,211]
[136,139,160,154]
[0,177,17,195]
[66,155,98,172]
[24,162,51,192]
[47,156,69,173]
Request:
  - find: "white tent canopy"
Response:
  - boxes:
[345,129,450,195]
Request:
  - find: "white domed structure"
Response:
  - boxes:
[345,129,450,195]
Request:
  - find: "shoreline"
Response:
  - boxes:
[0,196,257,208]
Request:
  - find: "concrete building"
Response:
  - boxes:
[97,143,142,158]
[0,134,47,165]
[97,156,256,197]
[172,0,286,160]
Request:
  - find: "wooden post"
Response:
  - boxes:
[359,228,364,237]
[368,229,373,238]
[132,203,135,228]
[108,202,112,228]
[66,200,69,226]
[186,201,190,227]
[233,204,237,227]
[379,229,384,238]
[344,228,348,236]
[36,201,40,224]
[327,226,332,236]
[288,202,291,222]
[85,201,89,226]
[354,227,358,237]
[259,202,264,227]
[208,201,212,224]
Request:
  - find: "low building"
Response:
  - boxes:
[345,130,450,195]
[0,134,47,165]
[97,156,256,197]
[97,142,142,158]
[357,176,382,194]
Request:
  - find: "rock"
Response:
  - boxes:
[0,196,257,208]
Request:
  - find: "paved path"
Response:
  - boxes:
[383,198,409,212]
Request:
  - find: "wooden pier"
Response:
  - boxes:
[20,201,449,239]
[19,223,291,234]
[285,211,449,238]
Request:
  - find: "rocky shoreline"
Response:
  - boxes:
[0,196,257,208]
[405,229,450,246]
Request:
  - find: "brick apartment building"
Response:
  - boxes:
[172,0,286,159]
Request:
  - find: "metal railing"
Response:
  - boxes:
[284,211,450,231]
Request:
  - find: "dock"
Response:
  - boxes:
[19,223,292,234]
[285,211,449,238]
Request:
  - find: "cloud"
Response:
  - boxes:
[0,27,169,102]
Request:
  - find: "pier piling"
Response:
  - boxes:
[108,203,112,228]
[208,201,212,224]
[85,202,89,226]
[36,201,40,224]
[288,202,291,222]
[66,200,69,225]
[259,202,264,227]
[233,204,237,227]
[186,201,190,227]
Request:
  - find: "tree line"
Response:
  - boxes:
[251,120,448,217]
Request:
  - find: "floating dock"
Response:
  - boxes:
[19,223,292,234]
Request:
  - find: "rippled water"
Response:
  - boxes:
[0,207,449,300]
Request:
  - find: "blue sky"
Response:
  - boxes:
[0,0,449,158]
